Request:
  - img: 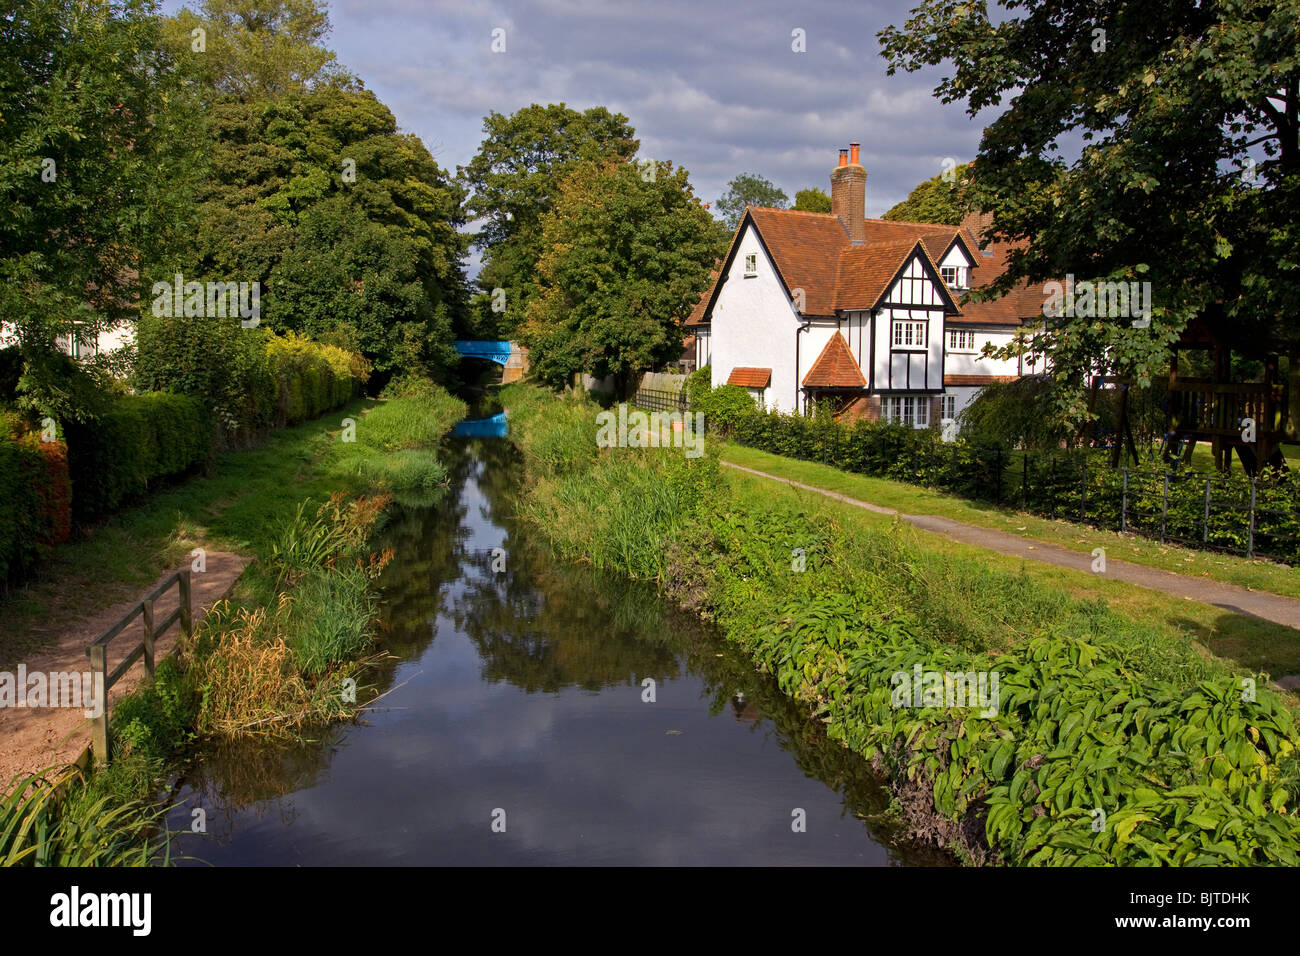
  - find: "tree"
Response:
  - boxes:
[521,160,728,398]
[172,87,469,380]
[163,0,349,99]
[715,173,788,231]
[0,0,203,421]
[882,165,970,223]
[793,187,832,213]
[459,104,639,337]
[880,0,1300,427]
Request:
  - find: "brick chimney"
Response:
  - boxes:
[830,142,866,243]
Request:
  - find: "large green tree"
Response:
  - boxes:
[882,164,970,223]
[880,0,1300,426]
[715,173,787,231]
[522,160,727,398]
[793,187,832,213]
[459,104,639,338]
[0,0,202,418]
[174,87,468,377]
[163,0,349,98]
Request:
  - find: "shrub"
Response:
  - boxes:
[64,392,210,522]
[266,332,366,427]
[134,312,275,437]
[0,416,49,582]
[686,364,712,407]
[694,384,756,436]
[136,319,366,437]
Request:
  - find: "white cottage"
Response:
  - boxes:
[686,144,1039,426]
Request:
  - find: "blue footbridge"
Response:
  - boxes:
[453,341,527,382]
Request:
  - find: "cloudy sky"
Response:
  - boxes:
[231,0,999,219]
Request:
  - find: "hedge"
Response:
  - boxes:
[0,414,71,584]
[135,320,367,437]
[720,404,1300,564]
[64,393,211,522]
[265,333,360,426]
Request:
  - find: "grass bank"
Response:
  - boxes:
[504,383,1300,865]
[721,442,1300,601]
[0,380,466,866]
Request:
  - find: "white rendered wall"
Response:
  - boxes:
[709,222,805,414]
[943,326,1020,377]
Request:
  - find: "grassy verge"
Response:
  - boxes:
[0,382,466,866]
[1,386,466,664]
[504,383,1300,866]
[721,442,1300,601]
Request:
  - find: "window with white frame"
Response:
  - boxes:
[884,395,930,428]
[941,266,957,287]
[941,394,957,420]
[746,386,766,409]
[892,320,927,349]
[948,328,976,351]
[743,253,757,277]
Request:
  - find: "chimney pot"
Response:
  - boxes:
[849,142,860,165]
[838,148,848,167]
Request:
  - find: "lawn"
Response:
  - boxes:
[721,442,1300,600]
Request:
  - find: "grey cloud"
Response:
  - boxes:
[320,0,990,216]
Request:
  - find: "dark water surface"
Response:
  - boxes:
[167,410,946,865]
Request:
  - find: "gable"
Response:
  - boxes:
[695,207,972,325]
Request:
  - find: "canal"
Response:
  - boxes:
[166,401,946,865]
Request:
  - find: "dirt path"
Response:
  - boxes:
[1,552,248,782]
[723,461,1300,637]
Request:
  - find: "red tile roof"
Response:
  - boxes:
[746,207,849,315]
[833,238,957,312]
[683,269,719,327]
[802,332,866,388]
[727,367,772,388]
[688,206,1032,329]
[951,211,1040,326]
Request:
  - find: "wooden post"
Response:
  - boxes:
[141,598,155,680]
[87,644,108,767]
[179,569,193,639]
[1112,384,1127,468]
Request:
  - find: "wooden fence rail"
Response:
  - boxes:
[85,568,192,766]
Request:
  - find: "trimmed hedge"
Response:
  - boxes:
[0,417,48,583]
[0,414,72,584]
[136,319,368,437]
[721,404,1300,563]
[64,393,210,522]
[265,333,360,426]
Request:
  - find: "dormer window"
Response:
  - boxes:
[941,265,960,288]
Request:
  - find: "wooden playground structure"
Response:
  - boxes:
[1085,318,1295,474]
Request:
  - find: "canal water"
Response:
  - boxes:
[166,403,946,865]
